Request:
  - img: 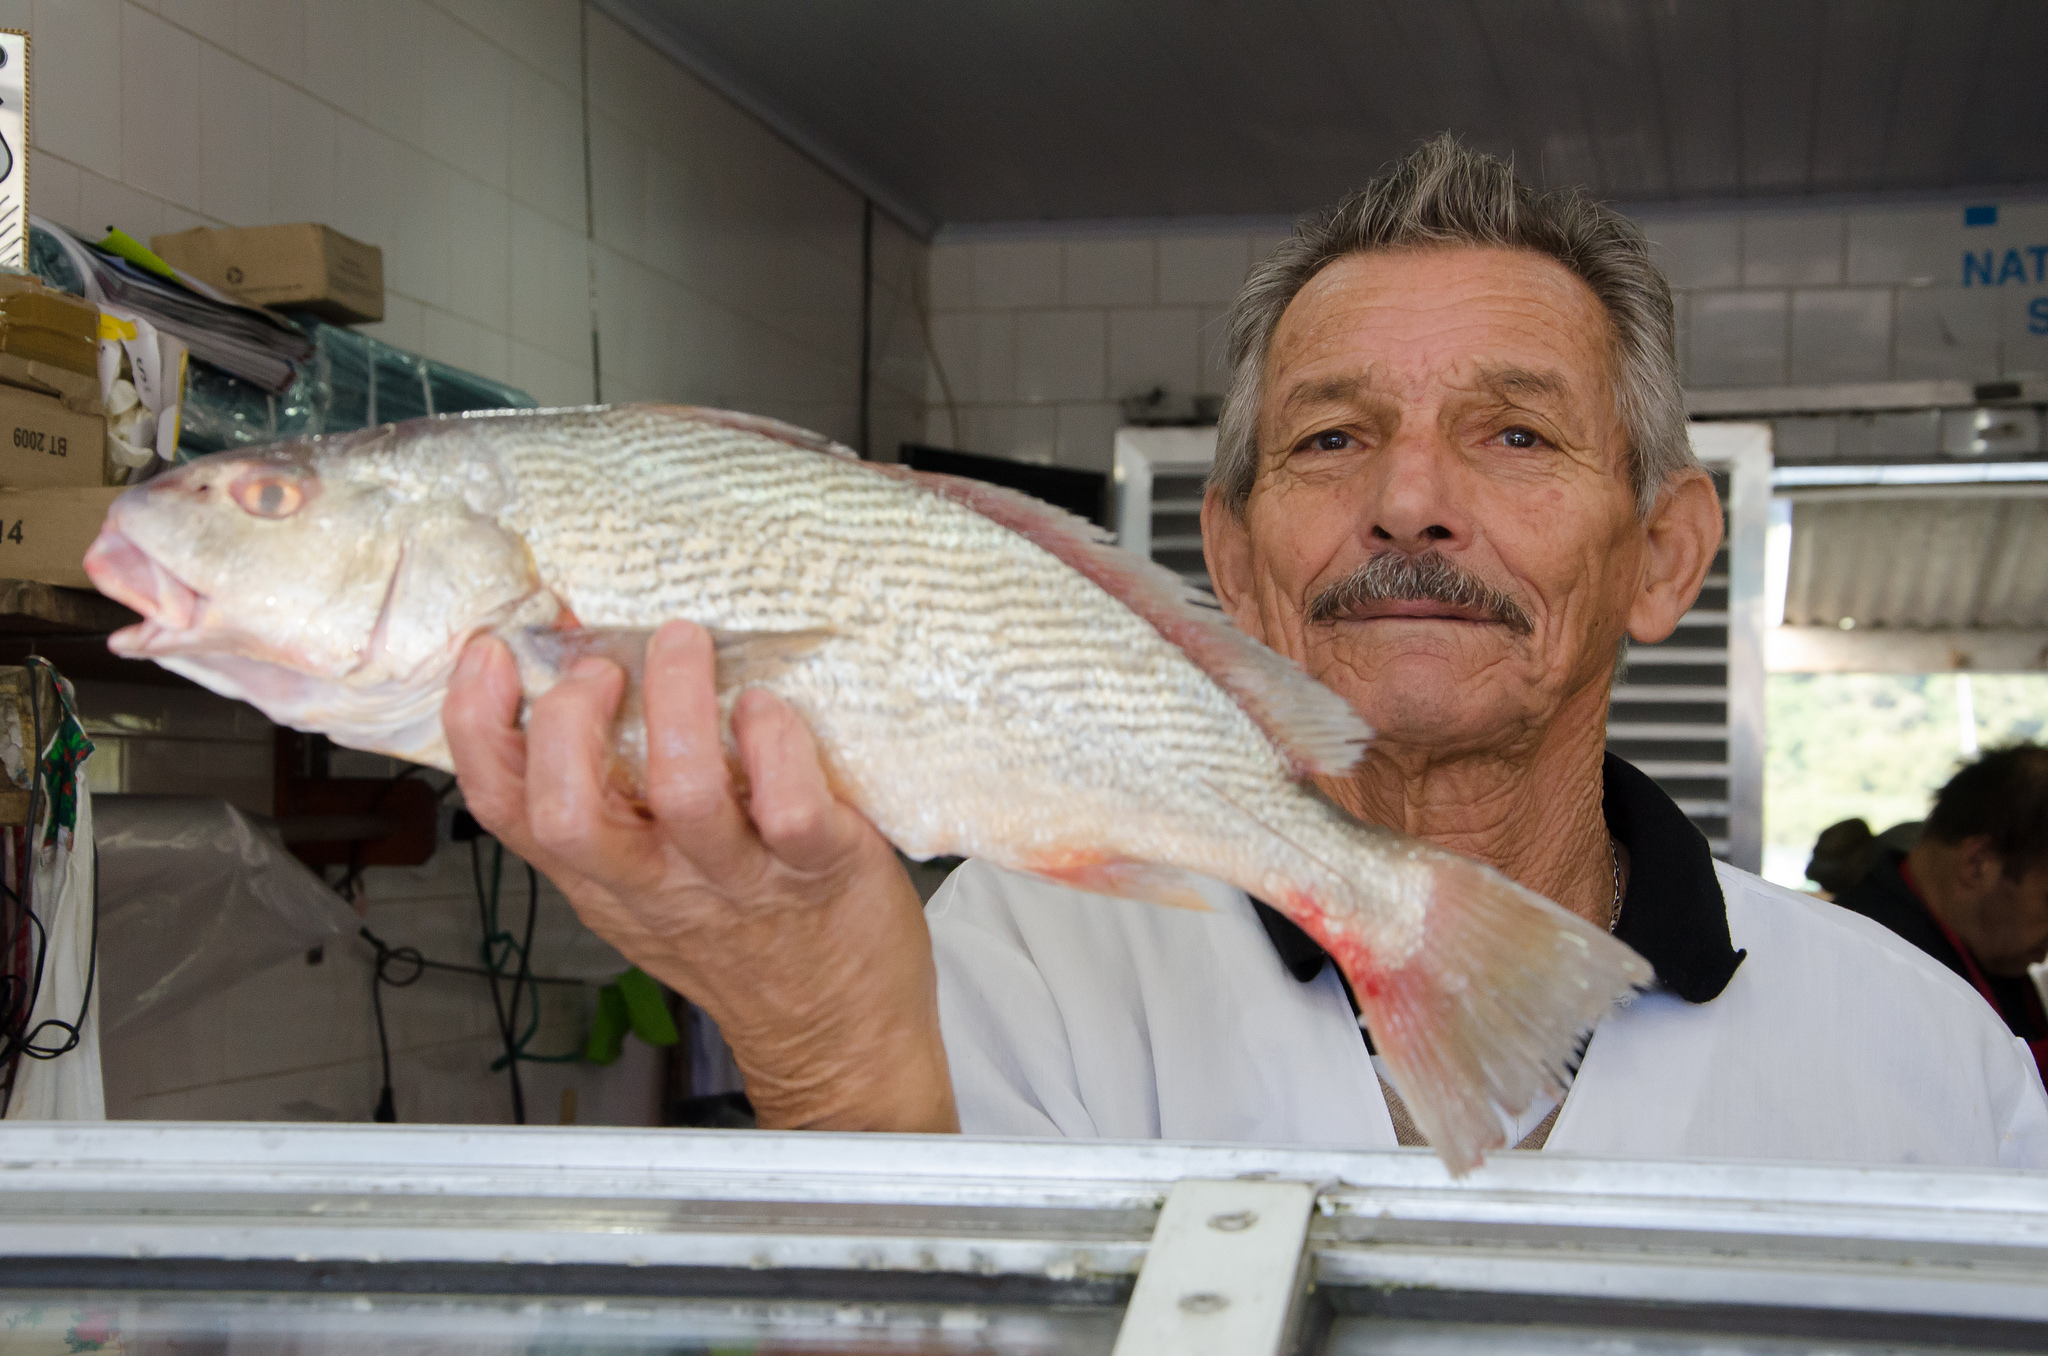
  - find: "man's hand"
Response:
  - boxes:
[444,619,958,1133]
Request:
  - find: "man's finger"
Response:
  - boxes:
[734,687,867,876]
[642,620,767,882]
[445,635,536,849]
[524,657,660,882]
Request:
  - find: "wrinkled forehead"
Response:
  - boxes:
[1263,246,1622,427]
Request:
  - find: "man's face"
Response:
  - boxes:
[1205,245,1679,758]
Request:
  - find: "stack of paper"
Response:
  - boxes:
[33,219,313,394]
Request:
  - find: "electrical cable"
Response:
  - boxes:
[19,847,96,1062]
[0,659,86,1114]
[360,926,422,1123]
[471,838,525,1123]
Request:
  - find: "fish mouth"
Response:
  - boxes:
[85,527,211,656]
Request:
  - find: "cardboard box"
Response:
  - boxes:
[0,385,108,489]
[0,275,99,379]
[0,487,123,588]
[151,223,384,324]
[0,352,101,415]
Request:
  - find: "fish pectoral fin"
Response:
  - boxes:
[502,624,833,694]
[1020,852,1215,912]
[708,626,835,690]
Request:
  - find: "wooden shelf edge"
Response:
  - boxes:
[0,579,138,634]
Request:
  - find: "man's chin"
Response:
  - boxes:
[1308,637,1538,745]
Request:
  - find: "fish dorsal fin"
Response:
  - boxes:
[668,405,861,460]
[878,465,1372,777]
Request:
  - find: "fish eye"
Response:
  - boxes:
[229,470,309,520]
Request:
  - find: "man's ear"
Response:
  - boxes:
[1627,470,1724,645]
[1200,487,1257,632]
[1955,834,2003,894]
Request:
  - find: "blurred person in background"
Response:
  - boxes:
[1806,818,1876,899]
[1805,818,1922,899]
[1835,744,2048,1086]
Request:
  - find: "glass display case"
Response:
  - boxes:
[4,1122,2046,1353]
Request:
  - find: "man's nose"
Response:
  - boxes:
[1361,430,1466,552]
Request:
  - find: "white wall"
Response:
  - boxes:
[921,228,1287,470]
[14,0,922,449]
[924,199,2048,472]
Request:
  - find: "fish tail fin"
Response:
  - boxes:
[1279,841,1652,1175]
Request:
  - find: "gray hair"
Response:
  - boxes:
[1211,134,1694,518]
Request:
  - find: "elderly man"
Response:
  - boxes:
[446,138,2048,1166]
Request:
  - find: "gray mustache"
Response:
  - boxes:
[1307,552,1535,635]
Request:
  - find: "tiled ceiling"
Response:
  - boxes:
[1784,489,2048,628]
[608,0,2048,230]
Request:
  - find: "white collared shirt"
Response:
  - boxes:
[926,858,2048,1167]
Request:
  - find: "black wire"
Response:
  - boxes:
[20,845,96,1063]
[0,665,49,1115]
[359,926,423,1123]
[471,838,525,1124]
[501,863,540,1062]
[353,932,584,987]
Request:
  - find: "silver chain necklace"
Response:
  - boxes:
[1607,836,1624,934]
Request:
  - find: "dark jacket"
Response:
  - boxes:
[1835,850,2048,1082]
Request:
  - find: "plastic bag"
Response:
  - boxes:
[92,796,360,1035]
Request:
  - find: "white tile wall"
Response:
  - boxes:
[1643,217,1741,290]
[972,239,1061,310]
[1064,237,1155,307]
[1014,309,1105,403]
[934,199,2048,473]
[1108,307,1200,402]
[1789,288,1891,384]
[1687,290,1788,386]
[1893,286,2000,380]
[1158,233,1251,304]
[17,0,900,441]
[1742,214,1844,287]
[924,228,1267,468]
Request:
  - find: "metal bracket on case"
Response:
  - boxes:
[1111,1177,1318,1356]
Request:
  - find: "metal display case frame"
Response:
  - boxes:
[5,1122,2048,1352]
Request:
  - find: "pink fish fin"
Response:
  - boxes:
[498,623,835,799]
[1019,851,1216,912]
[1275,850,1651,1176]
[654,404,861,460]
[873,463,1371,777]
[503,623,834,694]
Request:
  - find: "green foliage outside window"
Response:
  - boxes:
[1764,672,2048,886]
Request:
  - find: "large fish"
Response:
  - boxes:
[83,403,1648,1169]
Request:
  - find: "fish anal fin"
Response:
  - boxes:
[1022,851,1215,912]
[707,626,836,689]
[873,463,1371,778]
[1273,856,1652,1176]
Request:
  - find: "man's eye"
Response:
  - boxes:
[1309,429,1352,452]
[1500,427,1544,450]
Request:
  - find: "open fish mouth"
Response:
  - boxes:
[85,527,212,657]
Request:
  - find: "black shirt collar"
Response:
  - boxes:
[1255,752,1745,1004]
